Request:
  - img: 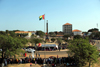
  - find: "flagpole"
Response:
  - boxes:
[44,14,46,64]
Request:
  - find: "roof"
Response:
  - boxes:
[41,44,58,47]
[63,23,72,25]
[72,29,81,32]
[56,35,64,37]
[15,31,32,34]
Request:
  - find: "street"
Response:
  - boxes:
[26,50,69,58]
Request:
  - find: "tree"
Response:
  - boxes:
[88,28,99,32]
[5,30,16,37]
[12,30,20,32]
[30,37,43,49]
[9,31,16,37]
[0,34,28,62]
[68,38,99,67]
[0,31,7,35]
[49,32,55,36]
[89,32,100,39]
[36,31,45,38]
[57,38,62,44]
[74,35,82,39]
[51,38,56,42]
[6,30,9,34]
[63,34,71,38]
[57,38,63,50]
[18,37,29,47]
[63,34,71,41]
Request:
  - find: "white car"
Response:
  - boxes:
[25,48,35,53]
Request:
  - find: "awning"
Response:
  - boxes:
[41,44,58,48]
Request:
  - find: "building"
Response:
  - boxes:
[55,31,64,38]
[15,31,35,38]
[63,23,72,35]
[72,29,82,36]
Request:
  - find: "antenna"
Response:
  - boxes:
[97,23,98,29]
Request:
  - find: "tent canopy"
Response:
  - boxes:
[41,44,58,48]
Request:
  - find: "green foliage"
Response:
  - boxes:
[9,31,16,37]
[0,30,16,37]
[30,37,43,46]
[36,31,45,38]
[18,37,28,47]
[89,32,100,39]
[16,33,28,37]
[74,35,82,39]
[6,30,9,34]
[49,32,56,37]
[51,38,56,42]
[68,38,99,67]
[57,38,62,44]
[0,31,7,35]
[88,28,99,32]
[49,32,54,35]
[12,30,20,32]
[0,34,28,59]
[63,34,71,41]
[63,34,71,38]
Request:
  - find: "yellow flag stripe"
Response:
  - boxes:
[39,15,42,18]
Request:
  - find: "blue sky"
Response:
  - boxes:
[0,0,100,32]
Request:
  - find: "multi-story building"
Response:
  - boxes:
[63,23,72,35]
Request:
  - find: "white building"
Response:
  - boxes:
[72,29,82,36]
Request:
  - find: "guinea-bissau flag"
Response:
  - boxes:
[39,14,45,20]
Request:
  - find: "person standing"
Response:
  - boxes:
[58,47,60,51]
[4,59,7,66]
[35,61,37,65]
[20,58,22,64]
[57,55,58,58]
[25,53,27,57]
[38,53,40,57]
[29,55,31,58]
[36,53,37,58]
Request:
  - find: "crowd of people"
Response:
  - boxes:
[2,56,77,67]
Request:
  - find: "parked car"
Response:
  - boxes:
[25,48,35,53]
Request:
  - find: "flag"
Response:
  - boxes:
[39,14,45,20]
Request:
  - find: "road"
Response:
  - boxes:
[26,50,69,58]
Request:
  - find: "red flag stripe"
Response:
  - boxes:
[42,15,44,19]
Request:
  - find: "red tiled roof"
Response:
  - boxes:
[72,29,81,32]
[15,31,32,34]
[63,23,72,25]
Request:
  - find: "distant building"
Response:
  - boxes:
[72,29,82,36]
[15,31,35,38]
[63,23,72,35]
[55,31,64,38]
